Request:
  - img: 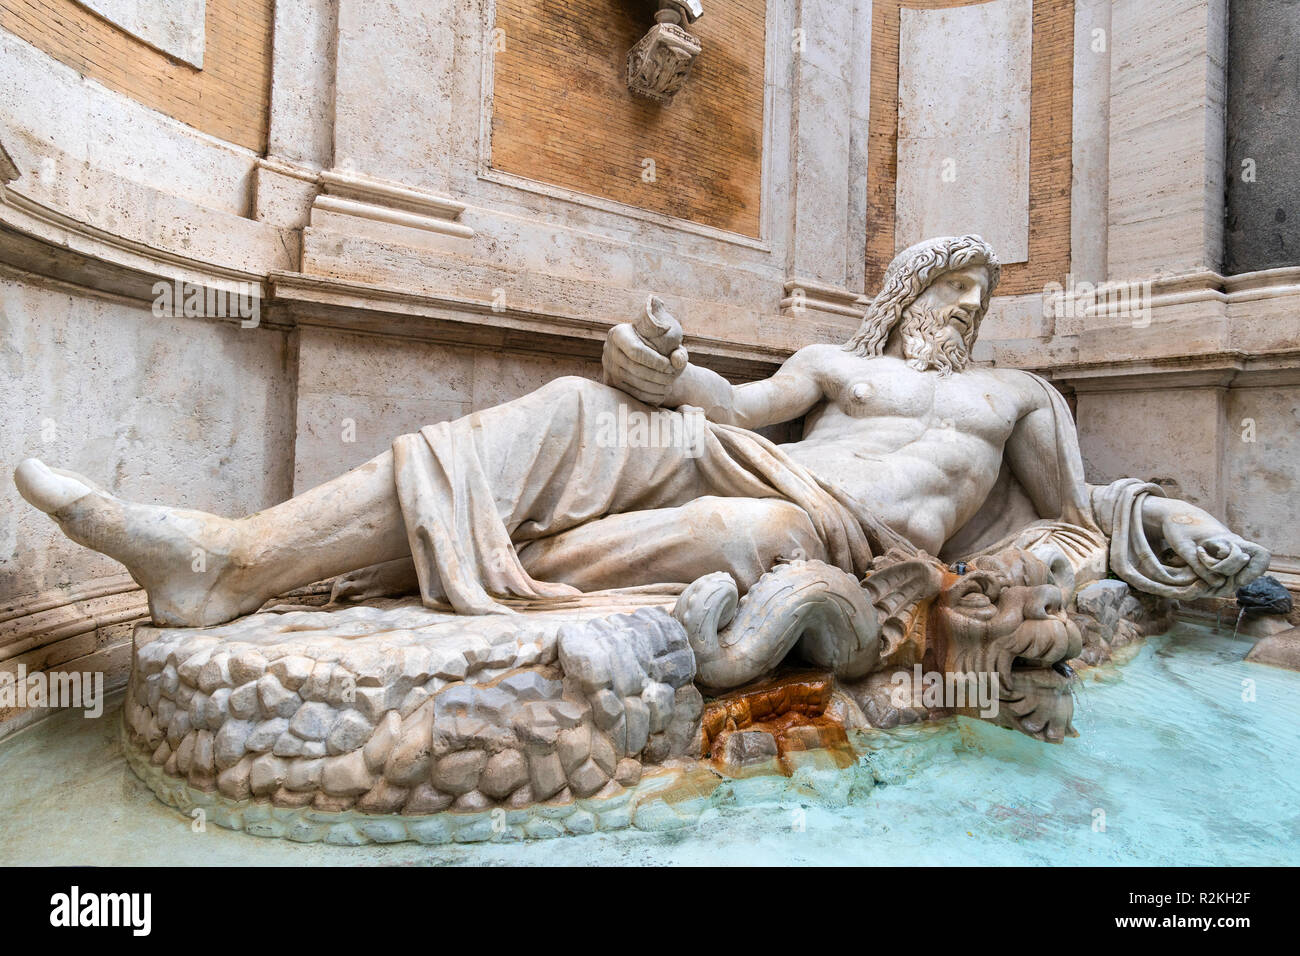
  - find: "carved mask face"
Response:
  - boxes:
[931,551,1083,742]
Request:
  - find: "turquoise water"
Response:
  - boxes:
[1,623,1296,865]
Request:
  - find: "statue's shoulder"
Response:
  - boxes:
[781,342,846,377]
[983,365,1064,414]
[985,364,1045,386]
[790,341,843,362]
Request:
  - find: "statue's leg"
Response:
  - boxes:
[388,375,846,612]
[16,376,700,624]
[14,453,410,627]
[14,375,826,624]
[330,494,828,604]
[516,497,831,593]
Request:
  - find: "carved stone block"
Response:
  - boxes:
[627,22,702,105]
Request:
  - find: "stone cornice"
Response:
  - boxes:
[780,277,869,319]
[0,182,267,302]
[6,182,1300,387]
[0,575,147,665]
[270,270,791,378]
[1066,267,1300,319]
[1045,351,1300,392]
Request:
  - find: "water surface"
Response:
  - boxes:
[0,624,1295,865]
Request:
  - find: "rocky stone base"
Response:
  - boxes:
[122,599,706,821]
[122,722,714,843]
[1245,625,1300,671]
[1070,579,1175,666]
[122,713,935,844]
[121,581,1178,843]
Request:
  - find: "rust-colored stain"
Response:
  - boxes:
[702,671,853,773]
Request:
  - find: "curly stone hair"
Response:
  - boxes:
[844,235,1001,356]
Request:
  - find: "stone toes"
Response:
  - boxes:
[14,458,97,513]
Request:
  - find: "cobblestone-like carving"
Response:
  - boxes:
[121,603,708,822]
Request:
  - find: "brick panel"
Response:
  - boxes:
[491,0,766,237]
[0,0,273,152]
[866,0,1073,296]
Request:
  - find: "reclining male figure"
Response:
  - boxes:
[14,235,1268,627]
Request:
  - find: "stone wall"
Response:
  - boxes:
[0,0,274,150]
[3,0,1299,741]
[1224,0,1300,275]
[865,0,1075,296]
[975,0,1300,589]
[290,327,602,492]
[0,279,296,733]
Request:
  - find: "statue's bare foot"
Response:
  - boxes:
[14,458,265,627]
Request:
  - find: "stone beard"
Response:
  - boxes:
[898,302,980,375]
[840,233,995,376]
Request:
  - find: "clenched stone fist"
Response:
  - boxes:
[602,295,689,406]
[1161,515,1271,597]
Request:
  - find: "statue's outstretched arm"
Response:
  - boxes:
[1090,480,1270,599]
[602,296,826,428]
[1002,372,1270,598]
[664,348,825,429]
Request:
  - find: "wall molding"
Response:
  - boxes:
[312,169,474,239]
[0,574,146,739]
[780,277,869,319]
[270,270,791,378]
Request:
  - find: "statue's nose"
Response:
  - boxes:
[1024,584,1064,620]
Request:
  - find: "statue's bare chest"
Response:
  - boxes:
[817,358,1023,442]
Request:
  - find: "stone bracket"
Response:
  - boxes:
[309,169,474,239]
[780,277,869,320]
[627,6,703,105]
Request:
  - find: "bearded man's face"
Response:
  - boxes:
[899,264,989,375]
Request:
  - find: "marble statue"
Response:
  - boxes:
[13,235,1271,765]
[22,234,1274,840]
[14,233,1268,628]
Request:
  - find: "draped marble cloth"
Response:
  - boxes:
[938,372,1109,594]
[388,377,876,614]
[341,374,1205,613]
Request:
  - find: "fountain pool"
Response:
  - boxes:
[0,623,1295,866]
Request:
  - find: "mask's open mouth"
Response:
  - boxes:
[999,671,1077,742]
[996,623,1081,743]
[1010,655,1074,686]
